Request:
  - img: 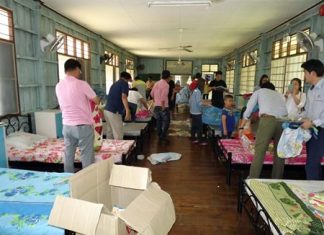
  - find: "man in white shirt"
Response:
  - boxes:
[301,59,324,180]
[128,88,148,121]
[239,82,288,179]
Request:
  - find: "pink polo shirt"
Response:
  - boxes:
[56,75,96,126]
[150,79,169,107]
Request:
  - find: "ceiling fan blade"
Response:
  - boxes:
[183,48,193,52]
[158,47,177,50]
[182,45,192,48]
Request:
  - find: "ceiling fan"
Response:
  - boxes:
[159,45,193,52]
[159,28,193,52]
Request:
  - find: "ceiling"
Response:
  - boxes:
[41,0,321,59]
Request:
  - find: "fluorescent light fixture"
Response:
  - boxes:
[148,0,212,7]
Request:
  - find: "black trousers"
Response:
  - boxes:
[306,128,324,180]
[191,114,203,141]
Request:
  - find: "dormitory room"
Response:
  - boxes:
[1,0,324,234]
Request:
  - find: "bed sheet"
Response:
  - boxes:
[0,168,72,235]
[245,179,324,235]
[7,138,135,164]
[219,139,324,165]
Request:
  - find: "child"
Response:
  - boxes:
[189,79,207,145]
[221,95,236,138]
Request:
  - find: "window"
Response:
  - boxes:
[240,50,257,94]
[0,8,13,41]
[270,54,307,93]
[225,60,235,93]
[106,52,119,67]
[201,64,218,78]
[56,31,90,82]
[126,58,134,79]
[239,65,256,94]
[105,65,114,94]
[56,31,90,59]
[104,51,120,88]
[270,29,309,93]
[0,7,19,116]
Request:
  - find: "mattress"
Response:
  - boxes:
[0,168,72,235]
[7,138,135,164]
[244,179,324,235]
[219,139,324,165]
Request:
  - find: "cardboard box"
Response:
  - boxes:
[48,159,176,235]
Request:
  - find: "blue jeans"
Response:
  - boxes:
[306,128,324,180]
[154,106,170,139]
[62,125,94,173]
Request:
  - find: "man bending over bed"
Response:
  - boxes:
[56,59,100,172]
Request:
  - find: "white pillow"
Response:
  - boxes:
[6,131,48,150]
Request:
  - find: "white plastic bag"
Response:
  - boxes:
[277,127,311,158]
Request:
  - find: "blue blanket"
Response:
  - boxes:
[0,168,72,235]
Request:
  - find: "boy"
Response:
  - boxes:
[221,95,235,138]
[189,79,207,145]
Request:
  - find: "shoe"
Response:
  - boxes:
[192,140,199,144]
[199,142,208,146]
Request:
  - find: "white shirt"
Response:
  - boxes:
[128,90,143,105]
[285,92,306,120]
[305,78,324,128]
[243,88,288,119]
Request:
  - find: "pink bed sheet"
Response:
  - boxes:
[7,138,135,164]
[219,139,324,165]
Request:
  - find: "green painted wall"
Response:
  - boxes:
[0,0,137,114]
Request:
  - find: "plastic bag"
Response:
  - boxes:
[277,123,311,158]
[176,86,190,104]
[202,106,222,126]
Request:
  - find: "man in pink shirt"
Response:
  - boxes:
[56,59,100,172]
[151,70,171,142]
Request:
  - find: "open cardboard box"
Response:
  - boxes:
[48,159,176,235]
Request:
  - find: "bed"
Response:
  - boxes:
[215,137,324,185]
[0,167,72,235]
[7,137,136,169]
[2,114,136,171]
[123,122,149,155]
[238,179,324,235]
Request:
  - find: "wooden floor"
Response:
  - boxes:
[135,112,258,235]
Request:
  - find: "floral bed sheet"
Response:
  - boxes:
[8,138,135,164]
[0,168,72,235]
[219,139,324,165]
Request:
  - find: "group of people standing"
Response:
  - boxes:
[239,59,324,180]
[55,58,324,182]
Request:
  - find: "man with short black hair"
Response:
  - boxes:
[209,71,228,108]
[239,82,288,179]
[151,70,171,142]
[104,71,132,140]
[56,59,100,172]
[301,59,324,180]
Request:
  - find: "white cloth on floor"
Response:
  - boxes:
[147,152,181,165]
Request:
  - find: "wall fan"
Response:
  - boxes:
[248,51,260,63]
[297,31,323,52]
[226,60,235,70]
[159,45,193,52]
[100,53,113,64]
[40,33,64,52]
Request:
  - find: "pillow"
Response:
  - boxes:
[6,131,48,150]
